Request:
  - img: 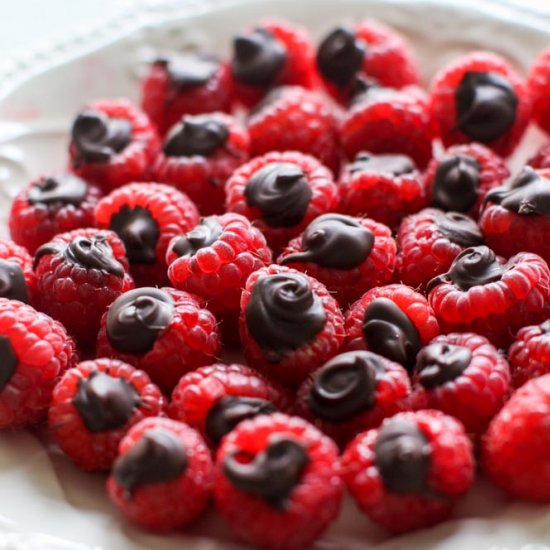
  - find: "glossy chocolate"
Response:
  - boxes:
[223,436,309,509]
[27,174,87,206]
[432,155,480,212]
[280,214,374,269]
[433,210,484,248]
[72,371,140,432]
[455,71,517,143]
[65,236,125,276]
[172,217,223,257]
[206,396,277,446]
[416,343,472,388]
[350,152,415,176]
[308,351,385,422]
[245,272,326,363]
[0,260,28,303]
[244,163,312,228]
[155,53,218,89]
[113,429,188,493]
[106,287,174,354]
[163,115,229,157]
[33,243,64,270]
[0,336,18,392]
[362,297,421,371]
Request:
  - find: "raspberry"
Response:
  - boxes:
[528,141,550,169]
[169,363,293,446]
[527,47,550,134]
[410,332,510,436]
[239,265,345,387]
[338,151,427,228]
[424,143,509,219]
[231,19,317,107]
[69,99,160,193]
[108,417,213,530]
[396,208,484,291]
[225,151,339,252]
[278,214,396,307]
[316,20,419,104]
[430,52,530,157]
[340,86,436,169]
[214,413,343,550]
[480,167,550,266]
[152,113,250,215]
[9,173,102,254]
[345,284,440,373]
[96,286,220,393]
[0,299,77,429]
[0,238,36,305]
[295,351,410,446]
[33,228,134,351]
[247,86,340,173]
[166,213,272,318]
[342,410,474,534]
[49,358,165,471]
[94,183,199,286]
[141,53,233,135]
[483,375,550,502]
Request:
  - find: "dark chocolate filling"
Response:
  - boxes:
[155,53,219,89]
[432,155,480,212]
[172,217,223,258]
[415,343,473,388]
[0,336,18,392]
[27,174,88,206]
[163,116,229,157]
[65,236,125,276]
[0,259,28,303]
[350,152,415,176]
[433,210,484,248]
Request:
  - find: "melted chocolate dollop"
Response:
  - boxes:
[432,155,480,212]
[155,53,219,89]
[164,115,229,157]
[0,260,28,303]
[433,210,484,248]
[416,343,473,388]
[0,336,18,392]
[172,217,223,258]
[350,152,415,176]
[27,174,87,206]
[65,235,125,276]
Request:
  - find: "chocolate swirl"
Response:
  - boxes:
[172,217,223,258]
[0,260,28,303]
[432,155,480,212]
[106,288,175,354]
[72,371,140,432]
[27,174,87,206]
[415,343,472,388]
[433,210,484,248]
[308,351,385,422]
[350,152,415,176]
[164,116,229,157]
[65,235,125,276]
[155,53,219,89]
[223,436,309,509]
[245,272,326,362]
[0,336,18,392]
[455,71,517,143]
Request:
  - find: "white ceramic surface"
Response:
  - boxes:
[1,1,550,549]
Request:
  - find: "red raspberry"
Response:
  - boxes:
[316,20,419,104]
[483,375,550,502]
[247,86,340,174]
[94,183,199,286]
[240,265,345,387]
[231,19,317,108]
[96,286,220,393]
[410,332,510,436]
[396,208,484,291]
[214,413,343,550]
[166,213,272,319]
[0,238,36,304]
[33,228,134,351]
[141,53,233,135]
[527,47,550,134]
[342,410,474,534]
[340,86,436,169]
[169,363,293,446]
[9,173,102,254]
[108,417,213,530]
[152,113,250,215]
[69,99,160,193]
[295,351,410,447]
[338,151,427,228]
[480,167,550,266]
[49,358,165,471]
[427,245,550,348]
[277,214,396,307]
[345,284,440,373]
[225,151,339,252]
[430,52,530,157]
[0,298,77,429]
[424,143,510,219]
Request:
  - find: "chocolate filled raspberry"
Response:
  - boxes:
[0,239,36,305]
[509,321,550,388]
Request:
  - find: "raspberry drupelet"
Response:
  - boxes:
[295,350,411,447]
[9,173,102,254]
[427,245,550,348]
[0,298,77,429]
[240,265,345,387]
[108,417,213,531]
[94,182,199,286]
[225,151,339,252]
[527,47,550,135]
[49,358,165,471]
[169,363,293,446]
[277,213,396,307]
[69,99,160,193]
[0,238,36,304]
[33,228,134,351]
[152,113,250,215]
[214,413,343,550]
[96,287,220,393]
[430,51,531,157]
[141,53,233,135]
[342,410,475,534]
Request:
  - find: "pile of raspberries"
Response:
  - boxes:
[6,16,550,549]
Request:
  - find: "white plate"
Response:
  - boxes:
[1,1,550,549]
